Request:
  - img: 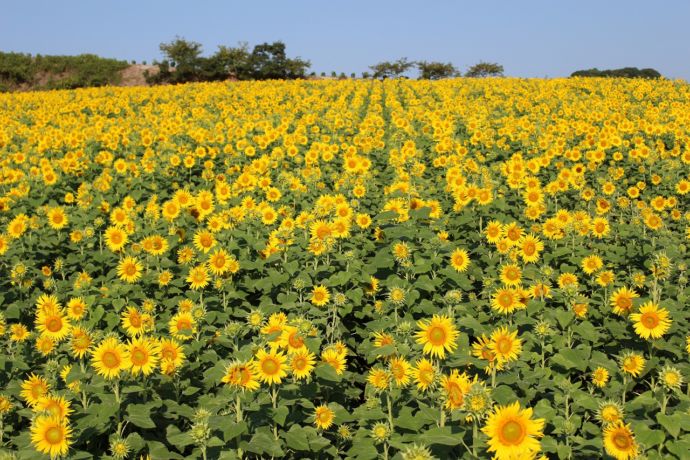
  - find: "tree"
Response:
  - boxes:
[465,61,504,78]
[369,58,415,79]
[417,61,458,80]
[570,67,661,79]
[211,43,251,80]
[248,41,310,80]
[159,37,204,83]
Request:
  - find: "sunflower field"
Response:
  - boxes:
[0,78,690,459]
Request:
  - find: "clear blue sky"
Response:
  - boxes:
[2,0,689,80]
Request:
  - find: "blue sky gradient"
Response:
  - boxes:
[2,0,689,80]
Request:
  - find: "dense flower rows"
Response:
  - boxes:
[0,77,689,459]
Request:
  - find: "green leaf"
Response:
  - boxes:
[283,425,310,451]
[127,402,158,429]
[315,364,342,382]
[272,405,289,426]
[222,421,247,442]
[246,432,284,457]
[657,413,681,438]
[421,427,462,446]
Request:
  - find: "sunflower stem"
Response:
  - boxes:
[472,420,478,457]
[272,387,279,440]
[622,375,627,405]
[386,391,394,431]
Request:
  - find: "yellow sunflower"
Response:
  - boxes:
[629,301,672,340]
[450,248,470,272]
[91,337,127,380]
[20,373,51,407]
[30,415,72,459]
[253,348,287,385]
[610,287,639,316]
[35,307,71,342]
[221,361,260,391]
[482,401,545,460]
[311,285,330,306]
[410,358,437,392]
[489,327,522,365]
[289,349,316,380]
[603,421,638,460]
[414,314,458,359]
[125,337,160,376]
[314,404,335,430]
[117,256,142,283]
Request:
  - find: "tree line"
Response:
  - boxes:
[150,37,506,83]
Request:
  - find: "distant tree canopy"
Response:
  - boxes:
[465,61,504,78]
[152,37,310,84]
[417,61,458,80]
[570,67,661,79]
[369,58,415,79]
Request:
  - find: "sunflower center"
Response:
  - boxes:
[617,297,632,309]
[46,317,62,333]
[613,432,631,449]
[262,357,279,375]
[131,348,148,366]
[641,312,659,328]
[102,351,120,368]
[498,292,513,307]
[162,348,175,360]
[496,337,511,354]
[428,326,446,346]
[45,426,63,445]
[523,242,535,255]
[177,319,192,331]
[288,332,304,349]
[293,357,306,370]
[124,264,137,276]
[501,420,525,444]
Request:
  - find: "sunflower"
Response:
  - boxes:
[590,217,610,238]
[610,287,639,316]
[491,287,524,315]
[603,421,638,460]
[482,401,545,460]
[66,297,87,321]
[35,307,71,342]
[367,367,391,391]
[21,374,51,407]
[314,404,335,430]
[120,307,147,337]
[658,365,683,391]
[125,337,160,376]
[389,356,411,387]
[321,349,347,375]
[276,325,306,353]
[596,400,624,426]
[485,221,504,243]
[207,249,232,275]
[36,394,73,419]
[592,367,610,388]
[619,351,645,378]
[629,301,672,340]
[186,265,209,290]
[311,285,330,306]
[91,337,127,380]
[489,327,522,365]
[518,234,543,263]
[46,207,68,230]
[169,312,197,341]
[440,370,472,410]
[411,358,437,392]
[30,415,72,459]
[253,348,287,385]
[104,226,128,252]
[414,315,458,359]
[10,323,30,342]
[499,264,522,286]
[159,338,185,369]
[117,256,143,283]
[193,230,216,254]
[581,255,603,275]
[69,327,93,359]
[450,248,470,272]
[221,361,260,391]
[289,349,316,380]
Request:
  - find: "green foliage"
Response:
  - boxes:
[0,52,128,91]
[369,58,415,79]
[571,67,662,79]
[417,61,458,80]
[465,61,504,78]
